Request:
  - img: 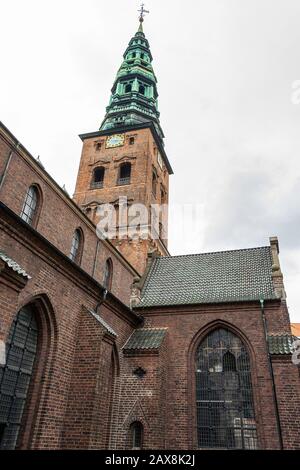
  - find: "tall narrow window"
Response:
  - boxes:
[139,84,145,95]
[118,163,131,185]
[0,307,38,449]
[195,328,258,449]
[69,229,83,264]
[91,167,105,189]
[103,258,113,290]
[130,421,143,450]
[129,137,135,145]
[20,185,40,226]
[125,83,132,93]
[152,170,157,197]
[161,188,167,204]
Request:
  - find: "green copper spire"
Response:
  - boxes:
[100,7,164,141]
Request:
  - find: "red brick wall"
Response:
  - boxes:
[73,127,170,274]
[0,204,140,449]
[0,126,137,306]
[126,301,294,449]
[110,339,168,450]
[272,357,300,449]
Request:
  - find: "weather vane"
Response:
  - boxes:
[138,3,149,23]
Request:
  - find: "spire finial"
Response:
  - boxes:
[138,3,149,29]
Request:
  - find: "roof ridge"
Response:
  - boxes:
[157,246,271,260]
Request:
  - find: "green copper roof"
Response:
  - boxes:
[268,335,298,355]
[123,328,167,352]
[136,246,277,308]
[100,23,164,141]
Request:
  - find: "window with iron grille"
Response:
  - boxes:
[69,229,82,263]
[118,162,131,186]
[0,307,38,450]
[130,421,143,449]
[91,167,105,189]
[20,185,39,226]
[196,328,258,449]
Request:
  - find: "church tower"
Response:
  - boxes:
[73,8,173,274]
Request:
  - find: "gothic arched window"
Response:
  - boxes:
[130,421,143,449]
[20,185,41,226]
[0,307,38,449]
[195,328,258,449]
[91,167,105,189]
[103,258,113,290]
[118,162,131,185]
[69,229,83,264]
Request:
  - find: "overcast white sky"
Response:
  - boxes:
[1,0,300,321]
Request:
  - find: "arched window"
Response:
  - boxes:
[103,258,113,290]
[195,328,258,449]
[118,162,131,185]
[20,185,40,226]
[91,167,105,189]
[0,306,38,449]
[69,229,83,264]
[130,421,143,449]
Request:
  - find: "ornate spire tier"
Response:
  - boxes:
[100,6,164,141]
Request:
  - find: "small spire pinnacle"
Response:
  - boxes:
[138,3,149,31]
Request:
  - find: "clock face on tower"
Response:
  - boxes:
[106,134,125,148]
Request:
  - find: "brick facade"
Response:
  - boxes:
[0,119,300,450]
[73,126,170,274]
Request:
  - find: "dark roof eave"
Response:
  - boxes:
[134,297,280,310]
